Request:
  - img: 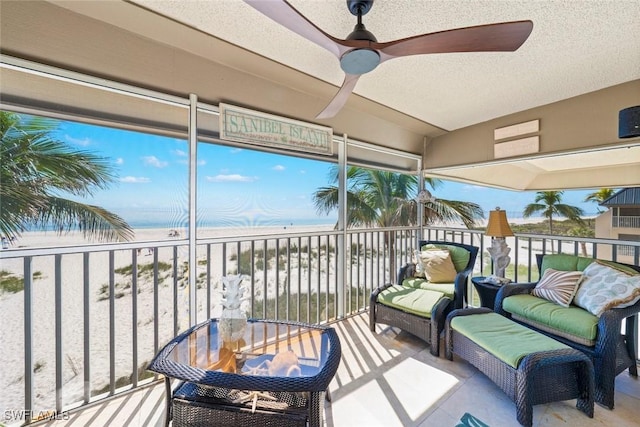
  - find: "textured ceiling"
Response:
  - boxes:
[131,0,640,131]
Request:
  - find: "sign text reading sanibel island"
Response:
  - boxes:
[219,103,333,155]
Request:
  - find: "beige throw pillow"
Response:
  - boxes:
[420,249,457,283]
[531,268,582,307]
[573,261,640,317]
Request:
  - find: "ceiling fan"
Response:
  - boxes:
[244,0,533,119]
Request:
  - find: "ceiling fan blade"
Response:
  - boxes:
[316,74,361,119]
[244,0,345,58]
[377,21,533,60]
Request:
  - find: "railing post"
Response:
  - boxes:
[337,135,347,319]
[55,254,63,413]
[83,252,91,403]
[109,251,115,395]
[23,256,33,425]
[188,93,198,326]
[132,249,138,387]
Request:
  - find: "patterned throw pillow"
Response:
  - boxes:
[420,249,457,283]
[573,261,640,317]
[531,268,582,307]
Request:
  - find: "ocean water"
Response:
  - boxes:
[20,217,335,233]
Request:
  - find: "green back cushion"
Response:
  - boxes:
[503,294,598,342]
[450,312,569,368]
[401,277,455,299]
[422,244,470,272]
[540,254,590,273]
[539,254,636,275]
[377,285,445,318]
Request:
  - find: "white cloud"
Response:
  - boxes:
[120,176,151,183]
[115,158,124,165]
[206,174,257,182]
[178,159,206,166]
[272,165,285,171]
[173,149,187,157]
[142,155,168,168]
[65,134,91,146]
[463,185,487,191]
[299,169,307,174]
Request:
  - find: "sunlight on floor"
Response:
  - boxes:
[331,379,404,426]
[384,357,459,421]
[330,352,459,426]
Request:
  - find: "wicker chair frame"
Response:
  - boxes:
[445,308,594,427]
[370,240,479,356]
[495,254,640,409]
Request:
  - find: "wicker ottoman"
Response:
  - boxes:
[445,308,594,427]
[171,381,317,427]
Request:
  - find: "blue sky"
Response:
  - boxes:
[52,118,603,228]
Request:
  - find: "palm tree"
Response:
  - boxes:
[522,191,584,235]
[313,166,483,272]
[584,188,615,213]
[0,111,133,241]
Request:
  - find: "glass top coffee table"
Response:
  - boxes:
[148,318,341,427]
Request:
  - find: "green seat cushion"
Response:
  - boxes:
[451,312,570,368]
[401,277,455,299]
[422,244,470,272]
[377,285,445,318]
[503,294,599,346]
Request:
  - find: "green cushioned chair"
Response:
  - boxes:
[495,253,640,409]
[370,240,479,356]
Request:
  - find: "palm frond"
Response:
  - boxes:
[1,111,131,241]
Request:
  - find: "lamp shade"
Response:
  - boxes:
[486,208,514,237]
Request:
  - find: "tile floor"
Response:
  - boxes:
[36,312,640,427]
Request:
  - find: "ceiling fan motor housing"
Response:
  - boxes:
[340,48,380,74]
[341,0,380,74]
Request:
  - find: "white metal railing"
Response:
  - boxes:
[0,226,639,425]
[613,215,640,228]
[0,226,419,424]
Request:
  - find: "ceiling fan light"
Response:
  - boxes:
[340,49,380,75]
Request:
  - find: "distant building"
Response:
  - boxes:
[595,188,640,262]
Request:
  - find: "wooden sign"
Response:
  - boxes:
[219,103,333,155]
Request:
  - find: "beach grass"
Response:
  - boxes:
[0,269,44,294]
[251,286,364,321]
[92,361,155,396]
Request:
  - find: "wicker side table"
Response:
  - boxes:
[470,276,502,309]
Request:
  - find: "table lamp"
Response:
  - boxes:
[485,207,514,278]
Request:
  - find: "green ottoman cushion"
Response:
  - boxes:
[377,285,445,318]
[450,312,570,368]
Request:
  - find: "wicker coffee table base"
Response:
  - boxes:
[168,381,324,427]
